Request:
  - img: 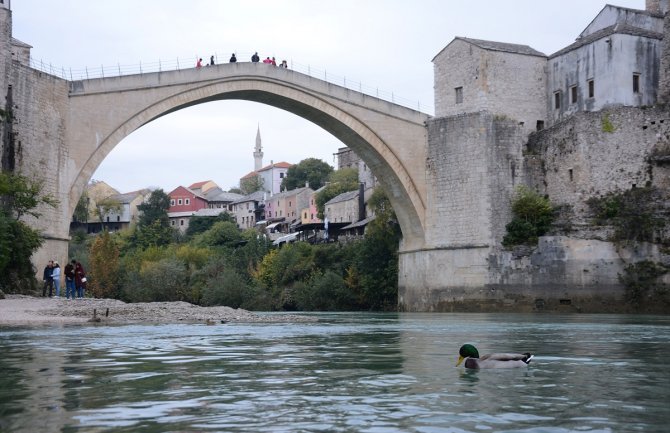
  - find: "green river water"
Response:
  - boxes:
[1,312,669,432]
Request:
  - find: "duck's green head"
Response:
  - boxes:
[456,344,479,367]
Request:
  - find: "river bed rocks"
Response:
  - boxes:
[0,295,316,326]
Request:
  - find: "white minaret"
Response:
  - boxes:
[253,125,263,171]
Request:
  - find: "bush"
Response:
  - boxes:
[121,258,190,303]
[503,186,554,247]
[587,187,666,243]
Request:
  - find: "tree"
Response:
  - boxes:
[228,186,244,195]
[73,191,90,223]
[502,186,554,247]
[186,212,236,237]
[315,168,359,219]
[88,230,120,298]
[280,158,333,191]
[240,175,264,194]
[0,172,57,292]
[132,189,174,249]
[195,221,244,247]
[137,189,171,227]
[93,197,122,228]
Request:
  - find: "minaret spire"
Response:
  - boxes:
[253,124,263,171]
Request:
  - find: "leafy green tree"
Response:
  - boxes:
[240,175,264,194]
[186,212,236,237]
[93,197,122,229]
[137,189,170,227]
[353,187,401,310]
[502,186,554,247]
[73,191,89,223]
[227,186,244,195]
[315,168,359,219]
[0,172,57,292]
[195,221,243,247]
[280,158,333,191]
[132,189,174,249]
[88,230,120,298]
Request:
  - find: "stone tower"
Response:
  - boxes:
[253,125,263,171]
[659,7,670,103]
[646,0,670,14]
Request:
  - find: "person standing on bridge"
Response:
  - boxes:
[251,52,259,62]
[230,53,237,63]
[196,58,203,68]
[271,57,277,66]
[210,55,215,66]
[280,60,288,68]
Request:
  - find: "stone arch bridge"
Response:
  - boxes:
[65,62,429,248]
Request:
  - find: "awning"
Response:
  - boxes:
[266,222,281,230]
[272,231,302,246]
[255,220,267,226]
[341,216,376,230]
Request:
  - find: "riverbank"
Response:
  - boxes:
[0,295,316,326]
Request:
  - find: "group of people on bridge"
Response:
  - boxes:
[196,52,288,68]
[42,259,87,300]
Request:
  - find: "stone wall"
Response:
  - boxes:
[659,11,670,104]
[433,39,546,137]
[525,105,670,226]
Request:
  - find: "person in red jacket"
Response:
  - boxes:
[74,262,87,299]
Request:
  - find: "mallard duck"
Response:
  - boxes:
[456,344,533,369]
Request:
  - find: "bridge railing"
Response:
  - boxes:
[27,52,433,114]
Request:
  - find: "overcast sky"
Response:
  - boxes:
[11,0,642,194]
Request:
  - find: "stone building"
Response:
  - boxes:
[334,146,377,189]
[432,38,547,136]
[433,1,668,130]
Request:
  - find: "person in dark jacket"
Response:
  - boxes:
[251,52,259,62]
[229,53,237,63]
[64,260,76,300]
[42,261,54,297]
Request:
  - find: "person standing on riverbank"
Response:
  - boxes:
[42,261,53,297]
[51,262,61,298]
[74,262,87,299]
[64,260,76,300]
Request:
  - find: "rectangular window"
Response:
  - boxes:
[570,85,577,104]
[588,79,594,98]
[170,199,175,206]
[180,219,184,226]
[177,199,183,205]
[536,120,545,131]
[455,86,463,104]
[117,216,120,222]
[280,173,285,178]
[185,198,190,205]
[171,220,175,226]
[633,73,640,93]
[554,91,561,110]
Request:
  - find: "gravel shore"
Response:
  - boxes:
[0,294,316,326]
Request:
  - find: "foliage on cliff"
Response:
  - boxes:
[587,187,667,244]
[502,186,555,247]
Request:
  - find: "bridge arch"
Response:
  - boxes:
[68,68,428,248]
